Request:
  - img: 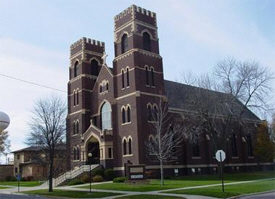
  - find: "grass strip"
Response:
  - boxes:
[78,171,275,192]
[165,179,275,198]
[24,189,122,198]
[116,194,185,199]
[0,181,43,187]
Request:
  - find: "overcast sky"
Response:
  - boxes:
[0,0,274,162]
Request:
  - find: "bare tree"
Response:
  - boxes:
[26,95,66,192]
[180,58,274,151]
[145,99,184,186]
[0,130,11,162]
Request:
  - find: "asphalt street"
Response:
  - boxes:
[0,194,52,199]
[238,191,275,199]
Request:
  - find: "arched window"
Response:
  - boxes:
[101,102,112,130]
[153,105,158,121]
[128,138,132,154]
[145,66,149,86]
[73,147,76,160]
[122,70,125,89]
[91,59,99,76]
[76,90,79,105]
[99,85,103,93]
[106,82,109,91]
[143,32,151,51]
[74,121,79,135]
[74,61,79,78]
[192,135,200,157]
[123,139,127,155]
[147,105,152,121]
[127,106,131,123]
[121,34,128,54]
[151,67,155,86]
[73,91,76,106]
[126,68,130,87]
[247,134,253,156]
[122,107,126,124]
[76,146,80,160]
[231,133,238,157]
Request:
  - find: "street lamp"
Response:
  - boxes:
[87,152,92,193]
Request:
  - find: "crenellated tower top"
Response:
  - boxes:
[114,5,156,29]
[70,37,105,57]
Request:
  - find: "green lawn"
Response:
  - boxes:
[24,189,121,198]
[116,195,185,199]
[78,171,275,192]
[0,181,43,187]
[165,179,275,198]
[0,186,9,189]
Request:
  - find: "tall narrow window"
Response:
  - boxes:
[108,147,112,158]
[76,121,79,134]
[122,108,126,124]
[73,147,76,160]
[106,82,109,91]
[122,70,125,89]
[128,138,132,154]
[123,139,127,155]
[127,106,131,123]
[145,66,149,85]
[101,102,112,130]
[121,34,128,54]
[73,91,76,106]
[151,67,155,86]
[126,68,130,87]
[74,61,79,78]
[91,60,99,76]
[76,147,80,160]
[99,85,103,93]
[153,105,158,121]
[76,90,79,105]
[192,135,200,157]
[143,32,151,51]
[231,133,238,157]
[247,134,253,156]
[147,105,152,121]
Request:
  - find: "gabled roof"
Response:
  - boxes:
[164,80,260,121]
[12,144,66,153]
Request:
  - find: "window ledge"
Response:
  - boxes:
[122,122,131,125]
[232,156,239,159]
[123,154,133,157]
[192,157,201,159]
[248,156,254,159]
[73,160,80,162]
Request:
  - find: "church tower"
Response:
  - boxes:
[112,5,166,168]
[67,38,104,169]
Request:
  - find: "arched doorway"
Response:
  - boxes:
[86,136,100,164]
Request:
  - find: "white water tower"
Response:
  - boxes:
[0,111,10,132]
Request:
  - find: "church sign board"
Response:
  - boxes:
[127,164,146,180]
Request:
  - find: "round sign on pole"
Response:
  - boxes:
[0,111,10,131]
[215,150,226,162]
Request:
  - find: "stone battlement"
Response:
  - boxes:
[114,4,156,21]
[70,37,105,49]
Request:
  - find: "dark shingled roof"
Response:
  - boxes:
[164,80,259,121]
[12,144,66,153]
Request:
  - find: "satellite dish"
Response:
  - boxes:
[0,111,10,131]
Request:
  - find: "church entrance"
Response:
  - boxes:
[86,136,100,165]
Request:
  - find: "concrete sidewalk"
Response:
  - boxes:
[0,178,274,199]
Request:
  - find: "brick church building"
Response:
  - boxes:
[66,5,264,176]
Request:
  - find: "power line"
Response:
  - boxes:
[0,72,163,111]
[0,73,66,93]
